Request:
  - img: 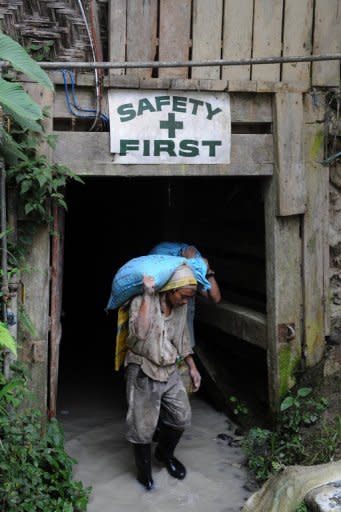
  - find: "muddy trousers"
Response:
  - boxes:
[126,364,190,487]
[125,363,191,444]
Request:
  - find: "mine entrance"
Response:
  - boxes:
[57,176,268,422]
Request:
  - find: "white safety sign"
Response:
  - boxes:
[108,90,231,164]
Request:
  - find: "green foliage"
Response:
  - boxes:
[0,31,53,163]
[0,361,91,511]
[295,502,308,512]
[27,41,54,62]
[0,321,16,355]
[0,33,89,512]
[0,78,43,132]
[7,132,83,223]
[0,31,53,90]
[243,387,334,483]
[228,395,249,416]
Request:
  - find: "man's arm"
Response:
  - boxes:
[200,259,221,304]
[133,275,155,340]
[184,355,201,392]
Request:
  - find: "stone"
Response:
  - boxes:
[305,481,341,511]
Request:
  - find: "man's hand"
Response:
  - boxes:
[189,366,202,392]
[143,275,155,295]
[185,355,201,392]
[182,245,197,259]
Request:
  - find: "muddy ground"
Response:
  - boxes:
[58,373,252,512]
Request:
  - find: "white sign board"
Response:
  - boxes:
[108,90,231,164]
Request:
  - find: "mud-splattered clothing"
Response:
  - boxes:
[125,363,191,443]
[125,293,193,444]
[125,294,193,382]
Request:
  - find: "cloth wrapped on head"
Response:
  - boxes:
[159,264,197,292]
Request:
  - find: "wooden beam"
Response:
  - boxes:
[108,0,127,77]
[303,94,328,366]
[252,0,283,81]
[196,299,267,349]
[222,0,253,81]
[39,72,310,92]
[312,0,341,86]
[264,177,303,412]
[20,225,50,416]
[191,0,223,79]
[282,0,313,86]
[53,132,274,176]
[273,92,306,216]
[20,85,54,417]
[158,0,191,79]
[126,0,157,79]
[54,87,272,123]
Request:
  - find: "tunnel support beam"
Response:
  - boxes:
[264,91,306,412]
[20,84,53,418]
[303,92,329,366]
[264,177,303,412]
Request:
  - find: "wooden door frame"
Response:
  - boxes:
[49,206,65,418]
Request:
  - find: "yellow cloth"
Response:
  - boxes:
[115,305,129,371]
[114,265,197,371]
[159,264,197,292]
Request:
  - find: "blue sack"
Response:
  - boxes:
[149,241,201,258]
[106,254,210,310]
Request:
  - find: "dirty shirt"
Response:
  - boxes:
[125,294,193,382]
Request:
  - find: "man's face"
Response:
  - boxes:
[167,287,196,308]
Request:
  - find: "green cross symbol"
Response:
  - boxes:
[160,113,184,138]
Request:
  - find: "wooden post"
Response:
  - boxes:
[273,92,306,216]
[20,84,54,416]
[49,207,64,418]
[264,94,306,411]
[303,92,329,366]
[264,177,303,412]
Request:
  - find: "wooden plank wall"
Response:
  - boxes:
[108,0,340,87]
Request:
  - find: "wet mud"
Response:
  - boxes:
[59,377,251,512]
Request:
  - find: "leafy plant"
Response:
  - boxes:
[27,40,54,62]
[0,361,91,511]
[7,132,83,222]
[0,321,16,355]
[0,32,89,512]
[295,502,308,512]
[228,395,249,416]
[243,387,332,483]
[0,30,53,163]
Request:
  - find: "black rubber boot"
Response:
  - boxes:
[155,425,186,480]
[133,443,154,490]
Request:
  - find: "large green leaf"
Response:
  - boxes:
[0,31,53,90]
[0,322,17,355]
[0,78,43,131]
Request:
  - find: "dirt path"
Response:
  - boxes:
[59,376,251,512]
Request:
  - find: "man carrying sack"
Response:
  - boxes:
[124,264,201,490]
